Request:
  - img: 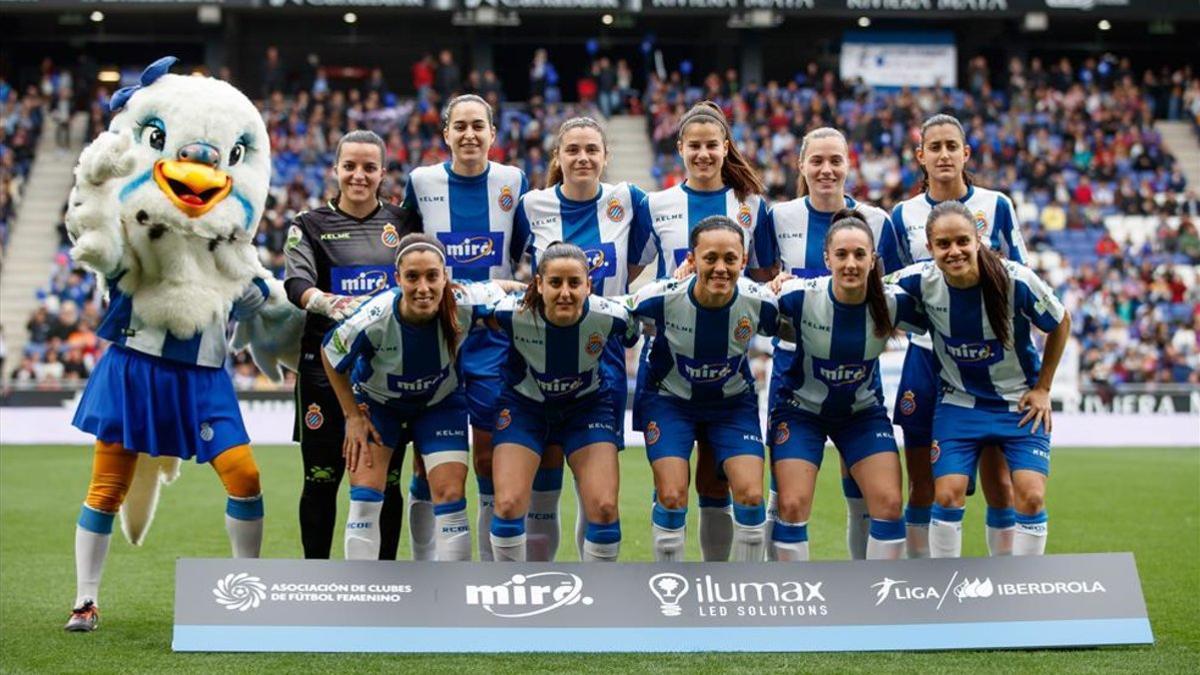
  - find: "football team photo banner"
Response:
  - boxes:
[173,553,1152,652]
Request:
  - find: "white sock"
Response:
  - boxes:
[408,476,435,561]
[651,501,687,562]
[1013,511,1048,556]
[74,505,114,607]
[843,478,870,560]
[731,502,767,562]
[477,477,495,562]
[346,487,384,561]
[905,506,932,559]
[581,520,621,562]
[434,498,472,561]
[986,507,1017,556]
[224,495,264,558]
[490,514,526,562]
[526,469,563,562]
[929,505,965,558]
[866,518,907,560]
[764,489,778,561]
[771,517,809,562]
[699,495,733,562]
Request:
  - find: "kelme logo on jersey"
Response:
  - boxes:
[737,203,753,228]
[606,197,625,222]
[943,338,1004,366]
[584,242,618,283]
[331,265,393,295]
[436,232,503,267]
[586,332,605,357]
[381,223,400,248]
[465,572,592,619]
[497,186,515,212]
[733,316,754,344]
[386,368,449,396]
[812,357,870,388]
[531,369,593,399]
[676,355,741,385]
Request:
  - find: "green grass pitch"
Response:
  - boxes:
[1,444,1197,673]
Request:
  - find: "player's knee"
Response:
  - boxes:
[776,492,811,523]
[492,492,526,520]
[656,487,688,510]
[731,485,763,508]
[1013,483,1045,514]
[934,484,966,509]
[872,492,904,521]
[589,496,619,524]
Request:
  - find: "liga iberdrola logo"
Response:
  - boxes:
[737,203,753,228]
[586,332,605,357]
[607,197,625,222]
[381,223,400,248]
[498,186,515,212]
[733,316,753,343]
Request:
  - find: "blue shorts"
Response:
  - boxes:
[600,337,628,450]
[930,403,1051,480]
[72,346,249,463]
[362,391,469,462]
[638,390,764,467]
[631,339,652,432]
[460,328,509,431]
[769,405,898,469]
[767,343,796,413]
[894,342,938,447]
[492,390,620,457]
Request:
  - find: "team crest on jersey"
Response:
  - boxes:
[606,197,625,222]
[930,440,941,464]
[973,210,988,232]
[381,223,400,248]
[733,316,753,344]
[199,422,214,442]
[645,421,661,446]
[586,332,605,357]
[773,421,790,446]
[496,408,512,431]
[899,390,917,416]
[498,186,515,212]
[304,403,325,430]
[737,203,753,229]
[285,225,302,251]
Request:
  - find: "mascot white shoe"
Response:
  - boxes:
[63,57,302,632]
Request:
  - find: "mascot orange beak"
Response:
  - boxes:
[153,142,232,218]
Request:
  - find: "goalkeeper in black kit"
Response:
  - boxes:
[284,130,420,559]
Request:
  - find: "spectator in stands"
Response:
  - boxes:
[262,45,286,98]
[412,53,435,100]
[435,49,461,100]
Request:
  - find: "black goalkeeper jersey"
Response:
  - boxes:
[284,200,420,347]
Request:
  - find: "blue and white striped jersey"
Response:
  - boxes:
[491,294,639,403]
[632,184,770,277]
[775,276,924,417]
[891,185,1028,350]
[889,261,1066,412]
[323,281,508,410]
[403,161,528,282]
[630,276,779,401]
[891,185,1027,268]
[761,196,904,278]
[97,274,268,368]
[511,182,650,296]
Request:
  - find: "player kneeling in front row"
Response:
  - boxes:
[630,216,779,562]
[766,211,922,561]
[890,202,1070,557]
[486,243,639,561]
[322,234,515,561]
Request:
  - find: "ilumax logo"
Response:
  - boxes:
[650,573,828,619]
[465,572,592,618]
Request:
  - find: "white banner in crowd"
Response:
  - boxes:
[840,31,958,88]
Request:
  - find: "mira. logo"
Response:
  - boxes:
[531,369,591,398]
[943,338,1003,365]
[465,572,592,618]
[213,573,267,612]
[676,355,740,385]
[814,358,870,387]
[331,265,393,295]
[386,369,448,395]
[437,232,503,267]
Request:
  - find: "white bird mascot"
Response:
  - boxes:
[62,56,302,632]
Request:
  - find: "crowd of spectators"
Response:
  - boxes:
[5,51,1198,394]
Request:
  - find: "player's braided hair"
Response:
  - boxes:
[796,127,848,198]
[919,113,975,193]
[677,101,765,202]
[522,241,591,317]
[394,233,461,357]
[925,202,1011,348]
[828,208,893,338]
[546,117,608,189]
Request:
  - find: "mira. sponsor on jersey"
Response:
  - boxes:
[676,355,740,384]
[648,572,828,619]
[436,232,503,267]
[812,357,870,387]
[942,338,1004,365]
[465,572,593,618]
